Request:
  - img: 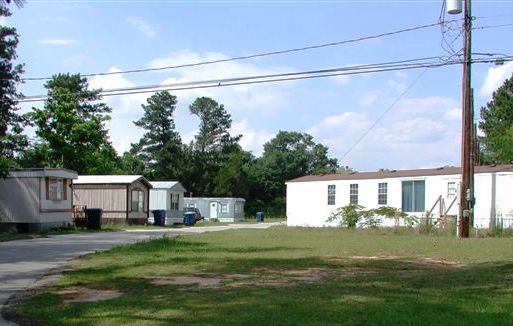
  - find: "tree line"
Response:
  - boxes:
[2,7,513,216]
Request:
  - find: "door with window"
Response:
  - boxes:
[210,202,218,219]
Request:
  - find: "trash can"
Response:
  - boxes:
[85,208,102,230]
[152,210,166,226]
[184,212,196,226]
[256,211,264,222]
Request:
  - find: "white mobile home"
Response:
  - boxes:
[183,197,245,222]
[0,168,78,232]
[149,181,186,225]
[73,175,152,225]
[286,165,513,228]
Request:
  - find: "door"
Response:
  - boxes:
[210,202,218,219]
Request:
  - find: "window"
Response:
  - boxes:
[327,185,336,205]
[378,182,388,205]
[220,203,228,213]
[350,184,358,204]
[46,178,65,201]
[447,182,456,199]
[131,189,144,212]
[401,180,425,212]
[170,193,179,210]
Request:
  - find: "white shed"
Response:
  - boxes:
[0,168,78,232]
[149,181,186,225]
[286,165,513,228]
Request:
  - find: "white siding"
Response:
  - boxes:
[287,172,513,228]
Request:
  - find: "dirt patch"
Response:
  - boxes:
[148,276,225,288]
[350,255,401,260]
[55,287,123,304]
[411,258,464,270]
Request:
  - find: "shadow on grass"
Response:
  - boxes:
[13,237,513,325]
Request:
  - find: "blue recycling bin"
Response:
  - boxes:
[152,210,166,226]
[256,211,265,222]
[184,212,196,226]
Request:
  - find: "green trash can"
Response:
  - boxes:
[85,208,102,230]
[152,210,166,226]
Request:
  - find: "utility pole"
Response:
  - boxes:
[458,0,473,237]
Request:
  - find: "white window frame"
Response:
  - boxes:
[220,203,228,213]
[327,185,336,205]
[48,178,63,201]
[350,184,358,204]
[447,182,457,199]
[378,182,388,205]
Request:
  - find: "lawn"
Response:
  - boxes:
[12,227,513,325]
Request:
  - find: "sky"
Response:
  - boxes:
[5,0,513,172]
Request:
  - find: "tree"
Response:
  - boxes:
[189,97,242,196]
[131,91,184,180]
[252,131,338,215]
[0,7,26,177]
[213,150,253,198]
[479,74,513,164]
[25,73,121,174]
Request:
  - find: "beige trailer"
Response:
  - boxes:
[0,168,78,232]
[73,175,152,225]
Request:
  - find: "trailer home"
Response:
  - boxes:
[73,175,152,225]
[149,181,186,225]
[286,165,513,228]
[183,197,245,222]
[0,168,78,232]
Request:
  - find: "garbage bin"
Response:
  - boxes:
[256,211,264,222]
[152,210,166,226]
[85,208,102,230]
[184,212,196,226]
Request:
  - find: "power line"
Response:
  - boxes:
[18,57,455,103]
[21,20,458,82]
[473,23,513,30]
[339,68,428,163]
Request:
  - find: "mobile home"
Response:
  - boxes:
[149,181,186,225]
[183,197,245,222]
[286,165,513,228]
[73,175,152,225]
[0,168,78,232]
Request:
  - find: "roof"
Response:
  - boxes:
[75,175,152,188]
[287,164,513,183]
[150,181,187,192]
[8,168,78,179]
[184,197,246,202]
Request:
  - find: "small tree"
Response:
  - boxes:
[327,204,371,228]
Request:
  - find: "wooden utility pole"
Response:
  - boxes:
[458,0,473,238]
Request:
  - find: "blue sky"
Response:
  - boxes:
[6,0,513,171]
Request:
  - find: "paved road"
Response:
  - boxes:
[0,223,278,325]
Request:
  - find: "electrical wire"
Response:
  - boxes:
[18,57,455,103]
[473,23,513,30]
[339,68,428,163]
[21,20,459,82]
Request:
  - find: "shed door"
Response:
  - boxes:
[210,202,218,219]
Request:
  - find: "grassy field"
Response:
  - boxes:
[13,226,513,325]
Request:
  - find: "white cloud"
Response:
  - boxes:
[230,118,274,156]
[126,16,155,38]
[308,96,461,170]
[479,61,513,99]
[38,39,78,45]
[330,75,350,84]
[0,17,6,25]
[149,49,292,112]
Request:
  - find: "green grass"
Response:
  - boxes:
[13,227,513,325]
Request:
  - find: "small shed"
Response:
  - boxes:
[183,197,245,222]
[149,181,187,225]
[73,175,152,225]
[0,168,78,232]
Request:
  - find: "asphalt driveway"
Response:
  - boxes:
[0,223,277,325]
